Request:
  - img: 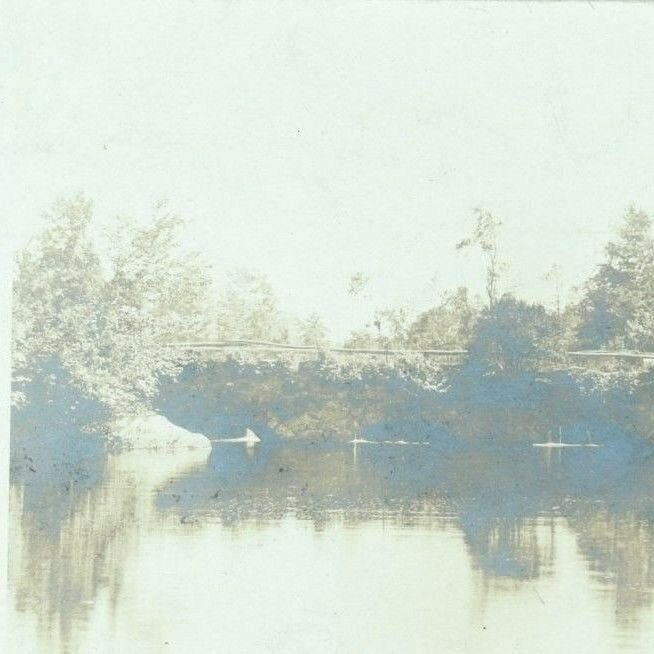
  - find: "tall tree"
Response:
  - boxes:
[95,204,212,409]
[456,208,503,308]
[577,206,654,351]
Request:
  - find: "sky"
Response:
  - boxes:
[3,1,654,341]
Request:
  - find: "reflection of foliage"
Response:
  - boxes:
[12,196,211,414]
[10,444,208,653]
[13,418,654,645]
[464,515,550,580]
[153,426,654,626]
[569,507,654,628]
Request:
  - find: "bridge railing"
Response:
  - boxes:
[567,350,654,361]
[164,340,468,357]
[164,341,654,368]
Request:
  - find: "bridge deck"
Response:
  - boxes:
[167,340,468,357]
[166,341,654,365]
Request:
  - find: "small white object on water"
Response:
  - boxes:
[532,442,600,448]
[349,438,430,446]
[533,426,600,448]
[212,428,262,446]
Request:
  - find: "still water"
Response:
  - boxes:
[9,437,654,653]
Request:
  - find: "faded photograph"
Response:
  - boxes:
[5,2,654,653]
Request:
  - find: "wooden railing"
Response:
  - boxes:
[567,350,654,361]
[165,340,467,357]
[165,341,654,367]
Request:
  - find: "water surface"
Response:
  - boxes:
[9,436,654,653]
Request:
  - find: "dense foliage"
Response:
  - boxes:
[577,207,654,351]
[12,197,211,415]
[466,295,563,375]
[11,198,654,430]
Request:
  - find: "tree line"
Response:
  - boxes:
[343,206,654,376]
[11,196,654,418]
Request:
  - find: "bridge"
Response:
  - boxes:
[166,340,468,365]
[166,341,654,370]
[566,350,654,371]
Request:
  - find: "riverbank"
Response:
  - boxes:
[106,413,212,450]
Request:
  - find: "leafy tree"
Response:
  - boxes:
[12,196,212,415]
[343,329,377,349]
[372,307,410,349]
[215,270,289,342]
[92,204,212,408]
[343,309,408,350]
[299,313,329,348]
[558,301,584,353]
[466,294,561,375]
[577,206,654,351]
[406,287,478,350]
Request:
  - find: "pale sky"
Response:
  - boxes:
[3,1,654,341]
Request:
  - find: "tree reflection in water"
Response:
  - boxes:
[10,427,654,652]
[9,366,654,653]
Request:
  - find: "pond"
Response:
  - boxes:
[8,428,654,653]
